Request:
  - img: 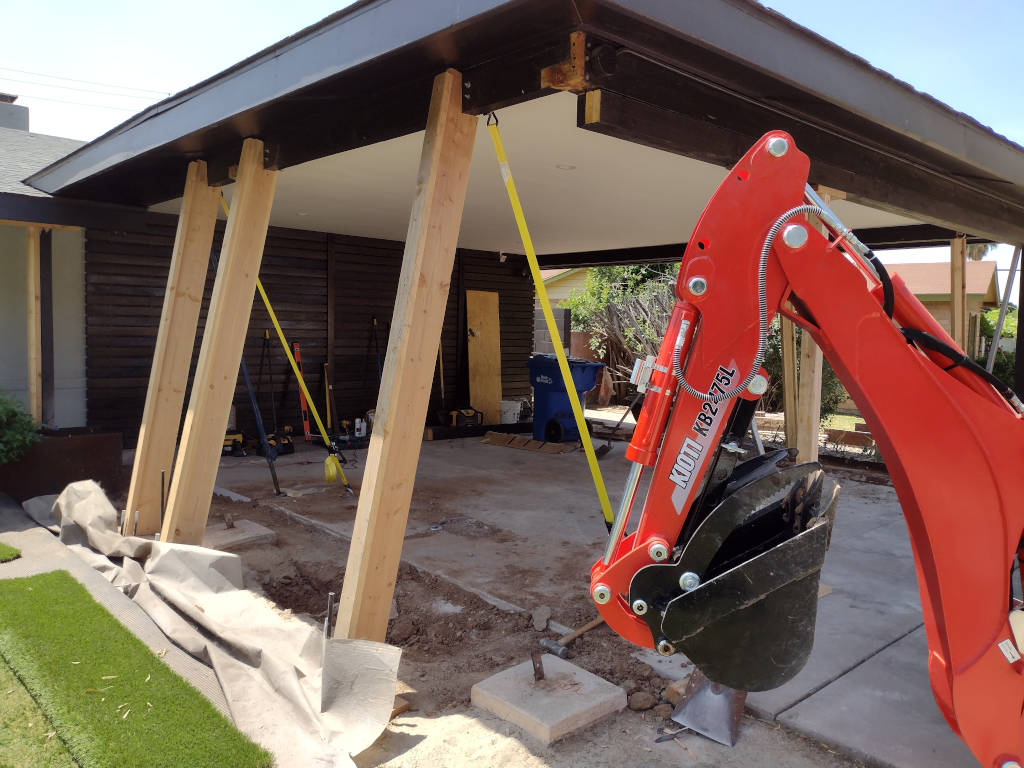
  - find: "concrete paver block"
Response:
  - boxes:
[203,519,276,551]
[471,654,625,744]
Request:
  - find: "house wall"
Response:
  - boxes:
[543,269,588,307]
[534,269,586,354]
[920,298,987,358]
[83,222,533,445]
[0,223,87,426]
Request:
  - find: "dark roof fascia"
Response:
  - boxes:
[0,191,174,232]
[584,0,1024,185]
[534,225,992,268]
[23,0,1024,244]
[26,0,575,204]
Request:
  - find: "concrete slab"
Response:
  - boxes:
[203,519,276,551]
[779,627,977,768]
[749,481,925,718]
[213,485,251,502]
[471,654,626,744]
[220,441,957,767]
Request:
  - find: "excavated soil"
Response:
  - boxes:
[229,496,669,715]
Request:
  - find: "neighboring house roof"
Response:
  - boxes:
[0,126,83,197]
[542,268,583,284]
[889,261,999,303]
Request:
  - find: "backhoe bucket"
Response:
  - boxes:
[666,518,831,691]
[670,668,746,746]
[630,462,840,692]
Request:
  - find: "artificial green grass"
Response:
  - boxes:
[0,543,19,563]
[0,570,272,768]
[0,653,76,768]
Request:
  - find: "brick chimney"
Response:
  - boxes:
[0,93,29,131]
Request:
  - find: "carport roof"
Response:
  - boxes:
[23,0,1024,244]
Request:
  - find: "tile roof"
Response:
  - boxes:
[0,126,84,196]
[888,261,998,300]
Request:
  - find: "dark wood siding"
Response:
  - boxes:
[329,240,533,423]
[85,226,533,445]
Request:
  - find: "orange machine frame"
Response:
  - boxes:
[590,132,1024,767]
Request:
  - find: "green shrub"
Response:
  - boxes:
[761,318,847,424]
[564,265,845,423]
[0,393,39,465]
[981,306,1017,339]
[977,349,1017,393]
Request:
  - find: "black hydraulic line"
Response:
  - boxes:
[902,327,1022,403]
[863,249,895,318]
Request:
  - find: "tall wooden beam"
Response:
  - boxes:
[781,315,798,447]
[795,332,823,462]
[950,234,968,349]
[336,70,477,641]
[124,161,220,535]
[39,230,55,427]
[25,225,42,423]
[161,141,277,544]
[794,189,832,462]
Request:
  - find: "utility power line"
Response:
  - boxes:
[12,92,144,112]
[0,65,169,97]
[0,74,161,101]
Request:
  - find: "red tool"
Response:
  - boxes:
[591,131,1024,767]
[293,341,312,441]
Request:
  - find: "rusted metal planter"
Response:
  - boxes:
[0,429,123,503]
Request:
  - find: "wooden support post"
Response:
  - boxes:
[39,230,55,427]
[1016,256,1024,394]
[161,141,277,544]
[336,70,477,641]
[25,225,42,422]
[780,315,798,447]
[950,234,967,349]
[795,332,823,462]
[794,189,831,462]
[125,161,220,535]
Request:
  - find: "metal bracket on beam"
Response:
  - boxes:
[540,31,588,92]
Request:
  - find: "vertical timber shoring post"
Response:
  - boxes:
[951,234,968,350]
[1016,255,1024,394]
[161,140,277,544]
[781,316,798,446]
[794,190,832,462]
[125,161,221,535]
[335,69,477,641]
[39,229,55,427]
[327,234,336,416]
[25,225,42,423]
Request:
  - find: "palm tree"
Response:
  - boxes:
[967,242,998,260]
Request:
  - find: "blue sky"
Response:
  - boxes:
[1,0,1019,301]
[764,0,1023,300]
[765,0,1024,147]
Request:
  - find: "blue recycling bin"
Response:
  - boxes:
[528,354,605,442]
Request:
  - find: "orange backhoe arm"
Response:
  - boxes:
[591,131,1024,767]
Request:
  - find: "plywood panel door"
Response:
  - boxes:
[466,289,502,424]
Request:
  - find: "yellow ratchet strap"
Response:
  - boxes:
[486,115,614,525]
[218,194,353,493]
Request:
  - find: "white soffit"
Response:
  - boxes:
[153,92,918,254]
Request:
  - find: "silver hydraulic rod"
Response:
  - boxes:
[602,462,644,565]
[803,184,879,281]
[987,244,1022,373]
[750,418,765,455]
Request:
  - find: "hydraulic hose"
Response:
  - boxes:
[676,204,825,404]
